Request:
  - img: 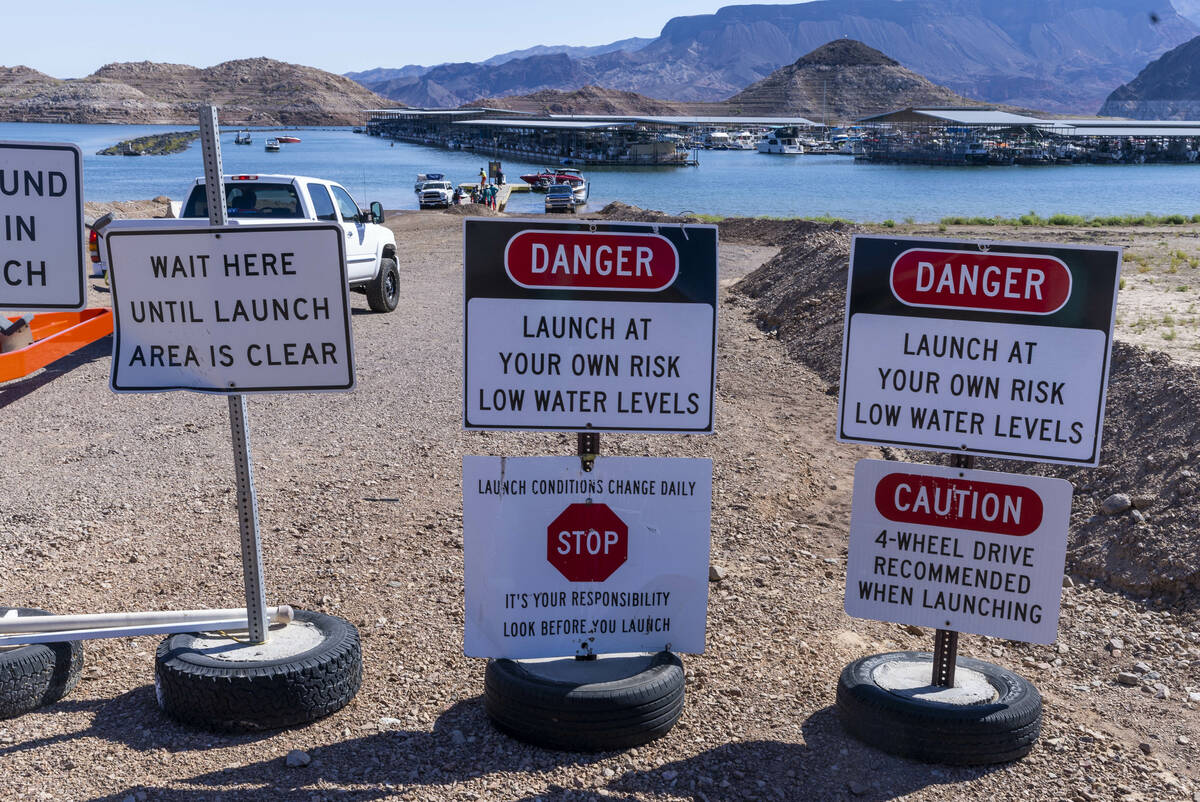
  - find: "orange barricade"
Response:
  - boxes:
[0,308,113,383]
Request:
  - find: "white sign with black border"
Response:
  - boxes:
[463,218,718,433]
[0,141,85,311]
[106,223,354,393]
[838,236,1121,466]
[463,456,711,659]
[845,458,1072,644]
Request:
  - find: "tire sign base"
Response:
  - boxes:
[837,651,1042,766]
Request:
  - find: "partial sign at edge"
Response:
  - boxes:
[0,141,85,311]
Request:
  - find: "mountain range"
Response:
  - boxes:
[480,40,984,121]
[353,1,1198,114]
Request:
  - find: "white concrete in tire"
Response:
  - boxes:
[514,652,657,683]
[873,660,998,705]
[177,622,325,662]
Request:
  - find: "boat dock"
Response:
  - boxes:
[854,108,1200,166]
[459,183,532,211]
[366,108,818,167]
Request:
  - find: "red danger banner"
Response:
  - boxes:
[890,248,1071,315]
[504,229,679,291]
[874,472,1043,536]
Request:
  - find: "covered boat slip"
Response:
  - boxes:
[364,108,818,166]
[854,107,1200,165]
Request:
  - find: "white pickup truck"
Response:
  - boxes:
[416,179,456,209]
[91,174,401,313]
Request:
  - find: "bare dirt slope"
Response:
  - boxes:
[0,214,1196,800]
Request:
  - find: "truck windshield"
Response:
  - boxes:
[182,182,304,218]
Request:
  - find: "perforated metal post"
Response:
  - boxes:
[199,107,269,644]
[932,452,975,687]
[577,431,600,472]
[576,430,600,660]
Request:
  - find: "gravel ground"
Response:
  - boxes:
[0,212,1198,801]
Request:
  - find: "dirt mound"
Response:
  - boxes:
[442,203,499,216]
[712,217,816,246]
[83,196,172,222]
[733,222,857,384]
[592,201,691,223]
[732,224,1200,602]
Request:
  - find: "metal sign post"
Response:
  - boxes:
[198,107,268,644]
[931,451,973,687]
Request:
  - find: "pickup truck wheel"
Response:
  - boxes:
[0,607,84,719]
[366,257,400,313]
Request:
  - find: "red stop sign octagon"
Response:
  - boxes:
[547,502,628,582]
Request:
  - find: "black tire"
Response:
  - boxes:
[836,651,1041,765]
[485,651,685,752]
[0,607,84,719]
[366,257,400,313]
[154,609,362,732]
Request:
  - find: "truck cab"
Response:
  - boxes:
[93,174,401,313]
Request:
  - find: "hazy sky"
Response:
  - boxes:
[7,1,811,78]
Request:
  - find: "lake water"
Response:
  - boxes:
[4,122,1200,221]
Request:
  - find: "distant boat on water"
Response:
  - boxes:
[277,135,302,143]
[234,130,252,145]
[264,138,281,152]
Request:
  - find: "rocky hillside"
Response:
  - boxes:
[724,40,981,120]
[1099,34,1200,118]
[468,85,688,115]
[0,58,397,125]
[357,0,1195,114]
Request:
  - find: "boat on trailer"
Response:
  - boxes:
[519,167,588,202]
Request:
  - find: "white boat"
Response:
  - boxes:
[730,131,759,150]
[757,127,804,155]
[264,138,280,152]
[704,131,732,150]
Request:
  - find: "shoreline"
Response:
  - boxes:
[79,198,1200,368]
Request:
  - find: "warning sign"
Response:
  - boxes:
[0,141,85,311]
[838,237,1121,465]
[106,224,354,393]
[844,459,1072,643]
[463,219,718,432]
[463,456,711,659]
